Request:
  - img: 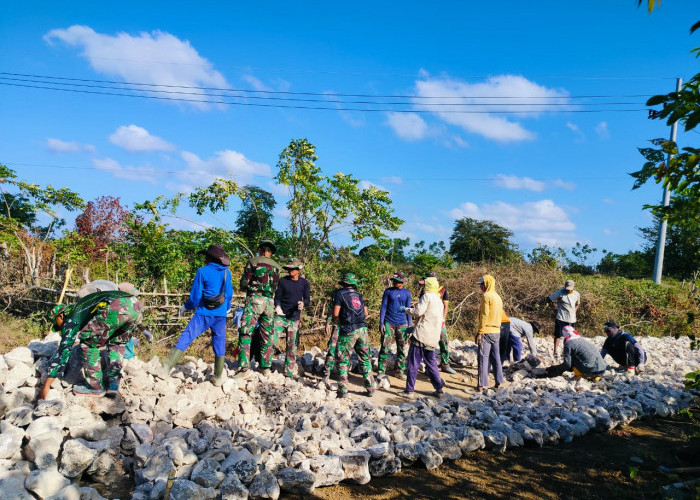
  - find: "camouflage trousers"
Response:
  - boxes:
[274,316,300,377]
[439,323,450,366]
[377,322,409,376]
[323,323,340,377]
[79,299,140,390]
[239,295,275,369]
[336,327,375,395]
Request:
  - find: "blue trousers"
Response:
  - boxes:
[174,314,227,356]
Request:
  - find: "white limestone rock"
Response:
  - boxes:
[0,421,25,460]
[24,467,70,499]
[248,469,280,500]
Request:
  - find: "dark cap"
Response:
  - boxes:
[603,321,619,329]
[198,244,230,266]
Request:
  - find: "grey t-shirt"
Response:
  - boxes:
[548,289,580,323]
[508,317,537,356]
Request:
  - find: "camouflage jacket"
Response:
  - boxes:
[239,256,280,298]
[48,291,143,378]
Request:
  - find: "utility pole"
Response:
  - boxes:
[652,77,682,285]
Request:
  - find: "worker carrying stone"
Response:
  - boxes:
[39,282,143,399]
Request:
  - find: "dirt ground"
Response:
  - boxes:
[290,407,700,500]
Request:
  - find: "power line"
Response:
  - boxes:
[0,75,647,107]
[0,72,659,100]
[5,161,630,181]
[0,81,646,114]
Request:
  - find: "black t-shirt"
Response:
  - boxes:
[274,276,310,321]
[334,287,366,334]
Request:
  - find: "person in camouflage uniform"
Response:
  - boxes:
[333,273,375,398]
[320,286,341,388]
[378,271,412,381]
[237,238,280,376]
[273,258,310,378]
[38,283,143,399]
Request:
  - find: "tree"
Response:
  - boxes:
[75,195,129,254]
[234,186,276,244]
[0,164,84,282]
[527,244,564,269]
[359,237,410,263]
[564,242,598,275]
[275,139,403,261]
[631,23,699,227]
[449,218,520,263]
[597,250,653,279]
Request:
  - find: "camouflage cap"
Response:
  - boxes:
[258,238,277,253]
[283,257,304,270]
[391,271,406,283]
[48,304,67,332]
[338,272,358,286]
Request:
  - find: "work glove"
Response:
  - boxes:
[398,306,406,313]
[178,305,187,317]
[297,301,304,311]
[275,305,284,316]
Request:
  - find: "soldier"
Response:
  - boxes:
[377,271,412,381]
[320,284,341,389]
[38,283,143,399]
[159,244,233,385]
[237,238,280,377]
[333,273,375,398]
[273,257,310,378]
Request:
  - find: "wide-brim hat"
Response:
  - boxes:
[339,272,358,286]
[258,238,277,253]
[198,244,230,266]
[283,257,304,270]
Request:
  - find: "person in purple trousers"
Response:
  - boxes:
[475,274,504,392]
[400,276,445,399]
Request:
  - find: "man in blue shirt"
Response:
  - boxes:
[158,244,233,386]
[377,271,412,381]
[600,321,647,374]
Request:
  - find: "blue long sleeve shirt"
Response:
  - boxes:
[184,262,233,317]
[379,287,412,327]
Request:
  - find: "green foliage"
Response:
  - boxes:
[629,466,638,480]
[449,217,520,263]
[638,208,700,280]
[359,238,410,264]
[564,242,598,275]
[408,240,453,275]
[275,139,403,261]
[234,186,277,245]
[527,244,564,269]
[598,250,653,279]
[684,370,700,390]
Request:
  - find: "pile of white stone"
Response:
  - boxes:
[0,333,697,500]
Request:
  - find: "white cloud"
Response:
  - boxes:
[92,157,160,183]
[44,25,229,109]
[602,198,615,205]
[109,125,176,153]
[494,174,546,192]
[386,112,429,141]
[45,138,95,153]
[448,199,577,244]
[178,150,272,189]
[595,121,610,139]
[240,74,270,92]
[412,74,571,142]
[566,121,585,141]
[552,179,576,190]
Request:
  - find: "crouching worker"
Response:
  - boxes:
[600,321,647,374]
[546,325,607,381]
[401,276,445,399]
[159,244,233,386]
[333,273,375,398]
[39,283,143,399]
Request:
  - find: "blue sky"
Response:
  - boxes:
[1,1,697,258]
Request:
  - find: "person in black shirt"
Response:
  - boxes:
[273,257,310,378]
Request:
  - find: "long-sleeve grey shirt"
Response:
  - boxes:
[508,317,538,356]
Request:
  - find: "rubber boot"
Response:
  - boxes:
[156,348,183,378]
[211,356,226,386]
